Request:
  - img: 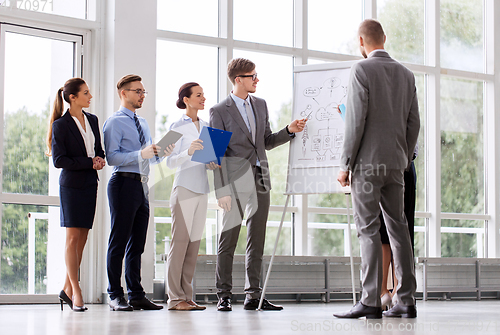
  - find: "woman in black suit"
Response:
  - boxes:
[46,78,105,312]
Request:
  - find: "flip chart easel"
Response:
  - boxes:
[258,61,359,310]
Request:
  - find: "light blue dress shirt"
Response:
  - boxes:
[103,106,161,175]
[166,115,210,194]
[230,93,260,166]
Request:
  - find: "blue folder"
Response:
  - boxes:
[339,103,346,122]
[191,126,232,165]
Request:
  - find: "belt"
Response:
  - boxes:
[115,172,149,183]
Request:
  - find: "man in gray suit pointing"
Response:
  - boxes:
[210,58,306,311]
[334,19,420,319]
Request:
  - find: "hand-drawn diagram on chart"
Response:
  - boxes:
[291,67,351,169]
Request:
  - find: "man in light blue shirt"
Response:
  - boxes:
[103,74,173,311]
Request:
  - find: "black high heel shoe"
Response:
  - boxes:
[59,290,73,310]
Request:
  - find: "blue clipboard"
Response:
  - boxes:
[339,103,346,122]
[191,126,232,165]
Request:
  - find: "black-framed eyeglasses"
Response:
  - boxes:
[124,89,148,96]
[236,73,258,81]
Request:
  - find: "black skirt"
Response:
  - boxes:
[59,180,98,229]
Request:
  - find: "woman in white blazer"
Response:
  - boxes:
[166,82,217,310]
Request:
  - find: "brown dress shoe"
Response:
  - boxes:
[168,301,196,311]
[187,300,206,310]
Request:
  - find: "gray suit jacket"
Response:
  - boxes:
[210,95,292,198]
[341,50,420,171]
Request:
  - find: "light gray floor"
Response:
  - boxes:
[1,300,500,335]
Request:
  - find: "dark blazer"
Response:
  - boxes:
[52,110,105,188]
[210,95,292,198]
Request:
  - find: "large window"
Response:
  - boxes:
[0,25,82,295]
[153,0,496,261]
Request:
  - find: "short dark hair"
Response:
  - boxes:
[116,74,142,97]
[358,19,385,46]
[176,82,200,109]
[227,58,255,85]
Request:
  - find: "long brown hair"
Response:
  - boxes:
[46,77,86,156]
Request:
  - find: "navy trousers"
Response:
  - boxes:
[107,174,149,301]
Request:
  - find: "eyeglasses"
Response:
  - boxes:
[236,73,258,81]
[124,89,148,97]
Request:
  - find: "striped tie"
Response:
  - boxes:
[134,114,149,175]
[244,100,256,143]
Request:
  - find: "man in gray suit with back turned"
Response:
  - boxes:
[334,19,420,319]
[210,58,306,311]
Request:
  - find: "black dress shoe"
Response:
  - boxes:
[383,303,417,318]
[128,296,164,310]
[244,298,283,311]
[109,297,133,311]
[217,297,232,311]
[333,302,382,319]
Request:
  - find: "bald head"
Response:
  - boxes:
[358,19,385,47]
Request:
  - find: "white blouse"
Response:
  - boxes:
[72,113,95,158]
[166,115,210,194]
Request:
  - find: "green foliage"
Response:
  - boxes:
[378,1,425,64]
[440,0,483,48]
[3,106,49,195]
[157,113,169,136]
[1,104,50,293]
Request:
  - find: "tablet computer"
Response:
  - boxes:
[155,130,182,157]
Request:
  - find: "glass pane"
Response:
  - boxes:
[2,0,94,20]
[440,77,484,214]
[415,74,425,212]
[234,0,293,47]
[154,40,218,201]
[3,32,74,196]
[441,219,484,257]
[1,205,63,294]
[308,0,362,55]
[308,193,346,209]
[307,59,345,65]
[233,213,292,256]
[154,206,172,280]
[265,212,292,256]
[440,0,484,72]
[414,218,426,258]
[232,50,293,206]
[308,213,360,257]
[378,0,424,65]
[154,208,218,280]
[157,0,218,37]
